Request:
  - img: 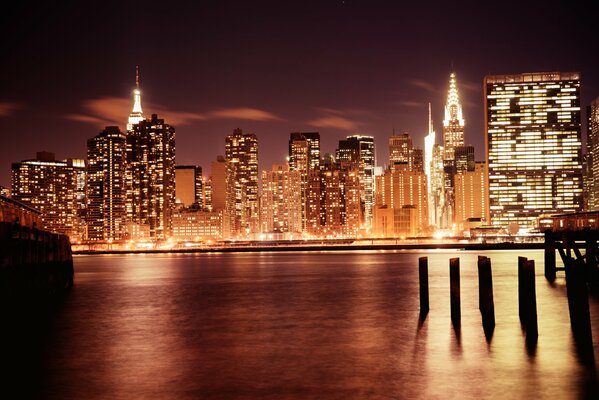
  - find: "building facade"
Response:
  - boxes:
[454,161,489,229]
[86,126,127,241]
[588,97,599,211]
[260,164,302,235]
[11,152,85,238]
[225,128,259,238]
[485,72,583,230]
[175,165,202,208]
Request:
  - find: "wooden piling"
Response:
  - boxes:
[518,256,527,322]
[450,258,460,326]
[478,256,495,330]
[522,259,538,339]
[544,230,556,281]
[565,259,593,344]
[419,256,429,316]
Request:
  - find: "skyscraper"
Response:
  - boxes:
[388,133,412,166]
[485,72,583,230]
[289,132,321,231]
[442,73,465,229]
[126,114,176,239]
[424,103,440,227]
[86,126,127,241]
[225,128,259,238]
[336,135,375,230]
[260,163,302,235]
[11,152,85,237]
[588,97,599,211]
[454,161,489,228]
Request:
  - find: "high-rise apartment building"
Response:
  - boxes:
[175,165,202,208]
[588,97,599,211]
[86,127,127,241]
[289,132,321,231]
[336,135,375,230]
[126,114,176,239]
[225,128,258,238]
[485,72,583,230]
[11,152,85,237]
[260,164,302,235]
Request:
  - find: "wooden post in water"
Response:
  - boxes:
[478,256,495,331]
[522,259,538,339]
[565,258,593,344]
[419,257,429,316]
[450,258,461,327]
[544,230,556,281]
[518,256,527,322]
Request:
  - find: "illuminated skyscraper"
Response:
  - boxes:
[389,133,412,166]
[127,66,144,131]
[336,135,375,230]
[424,103,440,227]
[374,163,428,236]
[11,152,85,237]
[225,128,259,238]
[86,127,127,241]
[588,97,599,211]
[289,132,321,231]
[455,145,475,173]
[442,73,465,229]
[485,72,583,230]
[454,161,489,228]
[126,114,176,239]
[260,163,302,235]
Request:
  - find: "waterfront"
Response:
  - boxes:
[3,250,599,398]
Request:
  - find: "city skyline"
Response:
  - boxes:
[1,1,597,187]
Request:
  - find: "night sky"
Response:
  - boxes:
[1,0,597,187]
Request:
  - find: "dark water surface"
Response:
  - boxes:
[4,250,599,399]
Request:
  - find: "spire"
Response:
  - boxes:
[127,65,145,130]
[428,102,433,134]
[443,72,464,127]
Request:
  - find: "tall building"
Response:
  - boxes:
[588,98,599,211]
[388,133,412,166]
[127,66,144,131]
[126,114,176,239]
[374,163,428,236]
[455,145,475,173]
[260,164,302,235]
[442,73,466,229]
[175,165,202,208]
[11,152,85,237]
[485,72,583,230]
[86,126,127,241]
[424,103,441,227]
[454,161,489,228]
[336,135,375,230]
[209,156,227,212]
[289,132,321,231]
[225,128,259,238]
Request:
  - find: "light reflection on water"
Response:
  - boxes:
[27,251,599,398]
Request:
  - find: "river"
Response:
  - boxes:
[3,250,599,399]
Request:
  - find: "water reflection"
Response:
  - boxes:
[4,250,599,399]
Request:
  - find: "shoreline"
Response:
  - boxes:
[73,241,545,255]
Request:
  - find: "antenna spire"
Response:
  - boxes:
[428,102,433,133]
[135,65,140,90]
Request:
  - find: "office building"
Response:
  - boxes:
[485,72,583,230]
[588,98,599,210]
[454,161,489,228]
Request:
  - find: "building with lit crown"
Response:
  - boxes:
[485,72,583,230]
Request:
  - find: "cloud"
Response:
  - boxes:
[307,109,360,131]
[397,100,424,108]
[210,107,279,121]
[460,81,481,92]
[408,79,438,93]
[0,101,23,117]
[66,96,280,127]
